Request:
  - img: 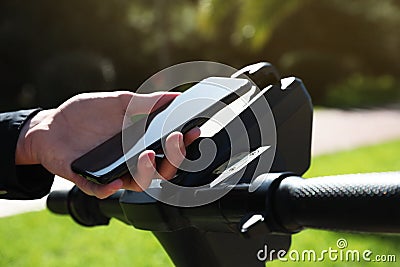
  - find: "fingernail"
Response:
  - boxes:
[145,153,155,168]
[176,133,183,148]
[179,134,185,154]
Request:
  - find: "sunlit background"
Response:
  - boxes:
[1,1,400,267]
[0,0,399,111]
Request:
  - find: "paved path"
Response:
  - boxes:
[1,108,400,217]
[312,108,400,155]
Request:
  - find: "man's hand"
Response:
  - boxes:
[15,91,200,198]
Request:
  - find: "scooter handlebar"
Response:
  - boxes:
[47,172,400,234]
[273,172,400,234]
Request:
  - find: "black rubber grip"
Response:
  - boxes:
[273,172,400,233]
[46,190,70,215]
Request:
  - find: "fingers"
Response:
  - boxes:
[72,149,156,197]
[124,128,201,186]
[156,128,201,180]
[156,132,186,180]
[72,174,123,199]
[73,128,200,198]
[183,127,201,146]
[123,150,156,191]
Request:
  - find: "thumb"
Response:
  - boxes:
[125,92,180,116]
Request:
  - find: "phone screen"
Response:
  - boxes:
[71,77,252,184]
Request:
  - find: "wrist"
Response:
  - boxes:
[15,110,52,165]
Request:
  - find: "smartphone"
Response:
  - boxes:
[71,77,252,184]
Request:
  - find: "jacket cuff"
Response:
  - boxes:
[0,109,54,199]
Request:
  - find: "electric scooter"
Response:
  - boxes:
[47,62,400,267]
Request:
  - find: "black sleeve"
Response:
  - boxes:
[0,109,54,200]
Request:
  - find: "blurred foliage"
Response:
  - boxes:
[197,0,302,49]
[0,0,399,110]
[326,74,400,108]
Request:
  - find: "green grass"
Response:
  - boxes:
[0,140,400,266]
[0,213,172,267]
[269,139,400,267]
[305,139,400,178]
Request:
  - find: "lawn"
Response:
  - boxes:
[269,139,400,267]
[0,140,399,266]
